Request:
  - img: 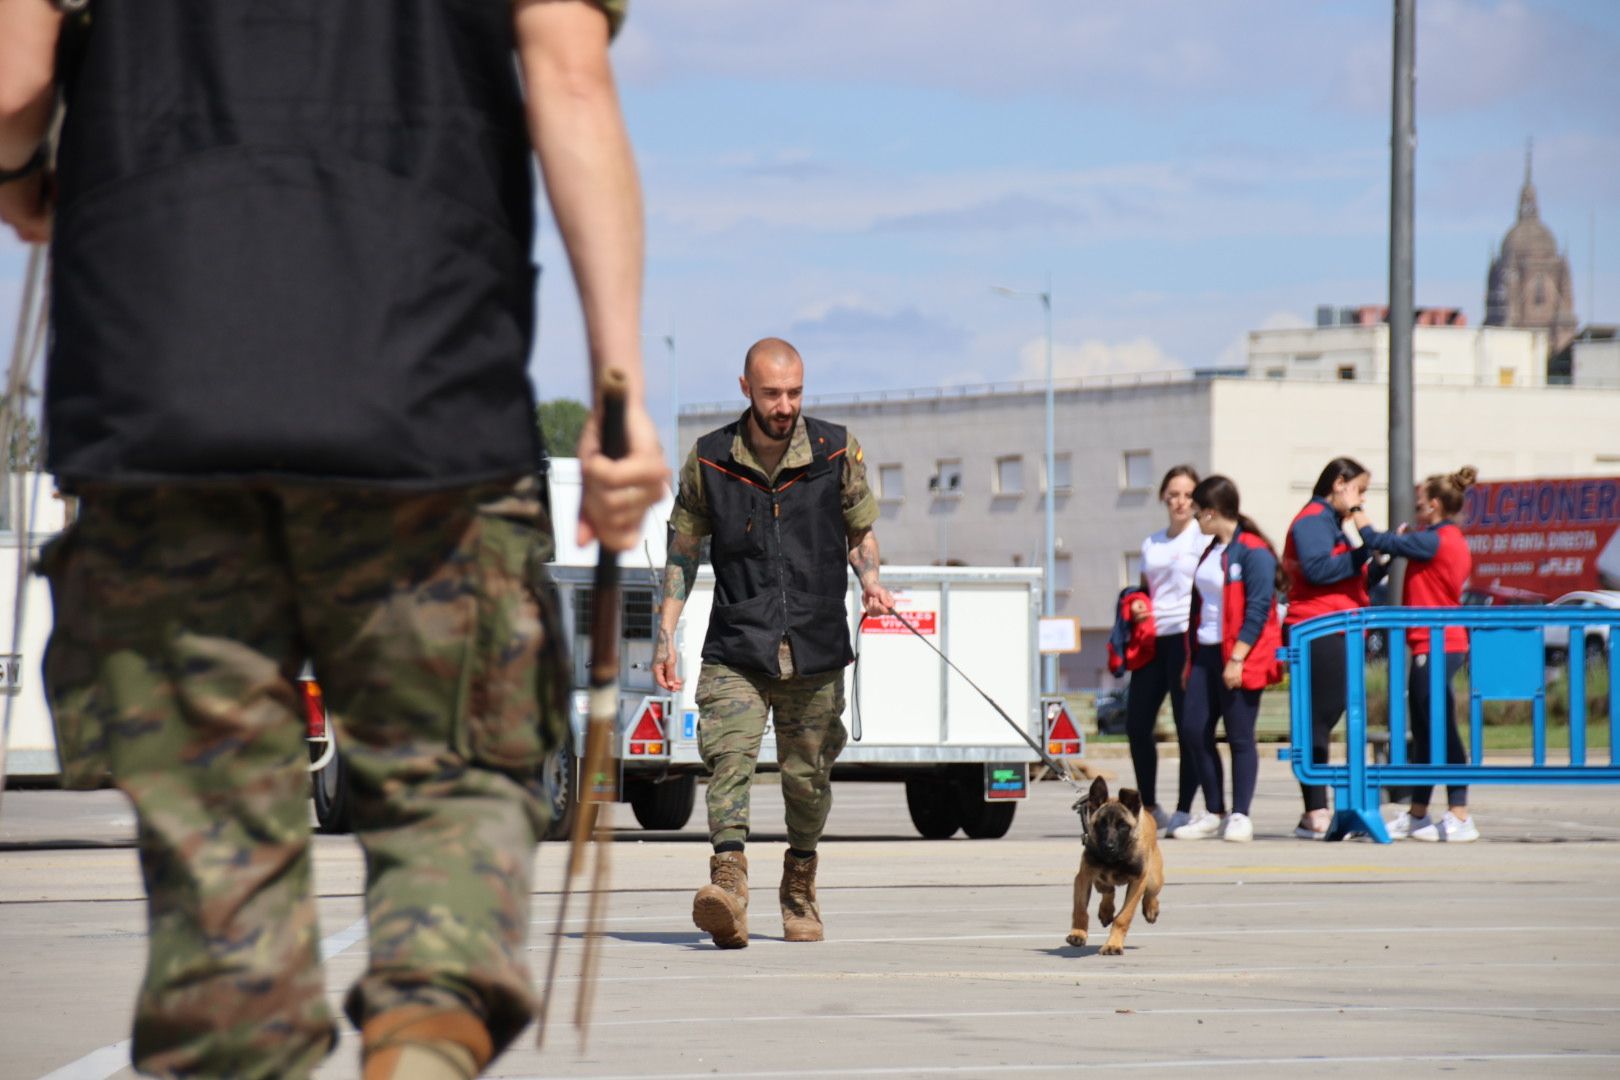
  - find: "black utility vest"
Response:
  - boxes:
[47,1,542,488]
[697,416,856,678]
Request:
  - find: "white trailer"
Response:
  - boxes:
[539,459,1050,841]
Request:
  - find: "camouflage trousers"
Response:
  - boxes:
[39,477,567,1079]
[695,660,848,851]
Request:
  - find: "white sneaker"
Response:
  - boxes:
[1385,811,1432,841]
[1410,811,1479,843]
[1222,813,1253,842]
[1149,805,1170,832]
[1161,810,1191,838]
[1171,811,1223,840]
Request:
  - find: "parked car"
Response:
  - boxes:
[1094,688,1128,736]
[1544,590,1620,664]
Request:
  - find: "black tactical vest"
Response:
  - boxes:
[46,1,542,488]
[697,415,856,678]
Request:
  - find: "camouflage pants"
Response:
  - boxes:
[39,477,567,1078]
[695,660,848,851]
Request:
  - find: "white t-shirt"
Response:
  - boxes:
[1194,540,1228,646]
[1140,522,1206,636]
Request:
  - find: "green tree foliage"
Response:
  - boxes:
[537,398,589,457]
[6,414,40,474]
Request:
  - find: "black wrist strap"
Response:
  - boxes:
[0,146,47,185]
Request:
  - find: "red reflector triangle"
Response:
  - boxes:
[1047,707,1080,742]
[630,701,665,742]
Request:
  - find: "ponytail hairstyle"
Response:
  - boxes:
[1424,465,1478,518]
[1158,464,1200,499]
[1192,474,1289,595]
[1312,456,1370,499]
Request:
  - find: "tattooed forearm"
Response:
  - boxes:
[654,624,675,666]
[662,531,702,604]
[848,528,880,588]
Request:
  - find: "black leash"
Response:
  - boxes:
[879,605,1085,794]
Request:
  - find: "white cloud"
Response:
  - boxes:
[1016,336,1187,381]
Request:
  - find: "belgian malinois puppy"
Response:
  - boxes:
[1066,776,1163,955]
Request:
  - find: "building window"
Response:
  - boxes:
[1121,450,1152,493]
[1054,553,1073,594]
[1124,552,1143,587]
[930,458,963,497]
[1044,452,1073,493]
[877,463,903,501]
[994,455,1024,495]
[1497,367,1516,387]
[1266,367,1285,379]
[1337,365,1356,381]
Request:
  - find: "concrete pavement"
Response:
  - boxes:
[3,756,1618,1078]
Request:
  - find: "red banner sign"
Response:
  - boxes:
[1460,476,1620,602]
[861,611,937,635]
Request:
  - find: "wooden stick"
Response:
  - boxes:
[535,368,628,1049]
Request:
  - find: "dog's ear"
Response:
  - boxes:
[1118,788,1143,816]
[1087,775,1108,811]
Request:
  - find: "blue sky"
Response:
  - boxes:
[4,0,1617,455]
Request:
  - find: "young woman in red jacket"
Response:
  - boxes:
[1283,457,1373,839]
[1352,467,1480,843]
[1170,476,1284,843]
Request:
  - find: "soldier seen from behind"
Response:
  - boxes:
[0,1,667,1076]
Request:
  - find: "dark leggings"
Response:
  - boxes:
[1407,651,1468,808]
[1124,633,1197,811]
[1180,644,1262,817]
[1298,632,1347,813]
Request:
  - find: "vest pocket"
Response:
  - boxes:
[37,528,112,790]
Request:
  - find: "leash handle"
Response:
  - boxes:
[883,604,1084,792]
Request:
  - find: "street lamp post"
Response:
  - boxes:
[993,279,1058,695]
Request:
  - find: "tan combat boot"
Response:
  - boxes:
[361,1006,493,1080]
[779,851,824,942]
[692,850,749,949]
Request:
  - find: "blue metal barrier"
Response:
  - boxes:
[1281,607,1620,842]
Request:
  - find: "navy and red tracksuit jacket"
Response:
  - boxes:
[1107,586,1156,677]
[1283,497,1371,625]
[1359,520,1472,655]
[1187,530,1285,690]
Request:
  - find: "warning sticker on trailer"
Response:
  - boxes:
[861,611,937,635]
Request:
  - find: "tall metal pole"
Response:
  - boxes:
[665,333,679,472]
[1388,0,1416,602]
[1041,280,1056,695]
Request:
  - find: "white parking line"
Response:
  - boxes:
[529,894,1616,927]
[583,1002,1620,1029]
[551,958,1619,986]
[530,922,1620,951]
[501,1051,1620,1080]
[34,918,368,1080]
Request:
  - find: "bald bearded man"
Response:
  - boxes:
[653,338,892,948]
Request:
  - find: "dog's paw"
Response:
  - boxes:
[1144,901,1160,924]
[1065,931,1087,948]
[1099,938,1125,956]
[1098,906,1116,928]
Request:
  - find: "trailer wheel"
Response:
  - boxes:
[310,741,352,835]
[541,740,576,842]
[959,798,1016,839]
[627,775,697,830]
[952,767,1016,839]
[905,777,961,839]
